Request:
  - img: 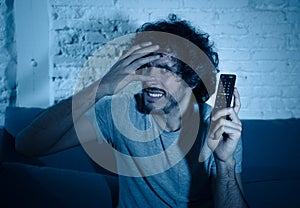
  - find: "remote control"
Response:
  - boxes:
[213,74,236,113]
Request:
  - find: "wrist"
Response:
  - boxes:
[215,157,236,176]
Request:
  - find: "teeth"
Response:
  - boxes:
[149,92,163,98]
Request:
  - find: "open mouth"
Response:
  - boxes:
[144,87,166,99]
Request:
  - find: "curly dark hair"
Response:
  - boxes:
[134,14,219,103]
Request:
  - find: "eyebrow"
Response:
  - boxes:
[150,64,178,73]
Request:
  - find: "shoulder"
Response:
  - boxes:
[94,94,133,111]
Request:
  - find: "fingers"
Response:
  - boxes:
[120,42,153,59]
[207,88,242,162]
[109,42,160,75]
[128,54,160,72]
[100,42,161,96]
[212,107,241,125]
[120,42,159,65]
[209,104,242,142]
[233,88,241,114]
[122,44,160,67]
[209,118,242,140]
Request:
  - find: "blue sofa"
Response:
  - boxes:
[1,107,300,207]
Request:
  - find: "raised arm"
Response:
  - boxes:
[15,42,160,156]
[207,88,249,207]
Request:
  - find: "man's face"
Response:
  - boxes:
[140,57,191,114]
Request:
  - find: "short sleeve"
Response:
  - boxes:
[84,97,113,144]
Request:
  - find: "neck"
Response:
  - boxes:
[153,91,194,132]
[152,108,181,132]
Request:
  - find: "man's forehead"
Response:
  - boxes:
[150,54,177,67]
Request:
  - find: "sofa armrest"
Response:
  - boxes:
[3,107,116,174]
[0,162,119,208]
[1,126,112,174]
[0,127,43,165]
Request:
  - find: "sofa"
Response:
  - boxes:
[1,106,300,208]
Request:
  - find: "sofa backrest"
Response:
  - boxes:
[4,106,300,181]
[242,118,300,182]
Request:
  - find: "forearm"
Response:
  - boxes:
[15,79,106,156]
[214,158,248,208]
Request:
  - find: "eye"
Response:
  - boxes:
[161,68,172,75]
[141,67,150,75]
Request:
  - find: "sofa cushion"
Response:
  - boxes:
[0,162,119,208]
[243,178,300,208]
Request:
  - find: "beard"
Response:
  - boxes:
[142,88,180,115]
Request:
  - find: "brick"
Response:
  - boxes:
[60,44,82,57]
[218,49,251,61]
[239,108,295,120]
[288,0,300,8]
[51,19,87,31]
[289,60,300,73]
[285,11,300,24]
[281,86,300,98]
[250,0,287,10]
[251,49,300,60]
[52,77,76,90]
[59,31,75,44]
[85,31,107,43]
[52,5,86,20]
[283,98,300,111]
[247,23,295,36]
[287,36,300,49]
[260,111,294,119]
[0,38,5,48]
[82,7,124,21]
[0,89,10,100]
[238,86,283,98]
[0,49,10,63]
[216,35,286,49]
[52,66,80,78]
[116,0,181,9]
[247,98,299,119]
[240,73,299,87]
[218,10,286,25]
[221,60,291,73]
[214,24,249,36]
[0,1,7,13]
[52,55,86,67]
[183,0,248,9]
[50,0,114,7]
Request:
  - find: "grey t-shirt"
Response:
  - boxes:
[86,94,242,207]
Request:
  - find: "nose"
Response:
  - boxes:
[143,67,165,78]
[142,67,162,86]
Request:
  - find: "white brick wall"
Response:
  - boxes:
[0,0,300,126]
[48,0,300,119]
[0,0,16,126]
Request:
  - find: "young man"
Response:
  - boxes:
[16,15,248,207]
